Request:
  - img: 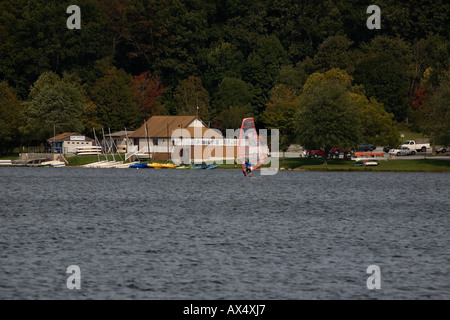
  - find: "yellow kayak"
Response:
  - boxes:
[147,162,177,169]
[160,163,177,169]
[148,162,164,169]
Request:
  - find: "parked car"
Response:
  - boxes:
[435,145,448,154]
[307,147,344,158]
[329,147,344,157]
[401,140,430,152]
[307,147,326,158]
[388,147,416,156]
[357,143,376,151]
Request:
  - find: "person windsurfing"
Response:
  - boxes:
[244,159,252,177]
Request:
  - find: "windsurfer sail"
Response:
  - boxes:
[238,117,265,176]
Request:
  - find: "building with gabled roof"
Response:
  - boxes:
[47,132,94,154]
[129,115,205,138]
[127,116,238,162]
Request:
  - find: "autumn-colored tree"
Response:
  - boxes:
[412,86,427,111]
[131,71,165,118]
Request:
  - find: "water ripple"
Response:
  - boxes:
[0,168,449,299]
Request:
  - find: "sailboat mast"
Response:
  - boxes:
[124,127,130,163]
[101,127,108,162]
[145,120,151,160]
[108,127,116,162]
[53,124,56,155]
[93,127,100,163]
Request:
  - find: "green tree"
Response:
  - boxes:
[354,36,412,121]
[0,0,110,98]
[89,67,141,131]
[23,72,86,141]
[0,82,24,154]
[262,84,301,155]
[215,106,252,131]
[243,35,289,110]
[275,64,308,94]
[416,70,450,146]
[214,78,254,114]
[213,78,255,130]
[294,69,362,159]
[304,35,358,74]
[147,0,209,86]
[201,42,245,98]
[375,0,450,42]
[262,84,300,140]
[351,93,400,147]
[266,0,345,62]
[222,1,268,57]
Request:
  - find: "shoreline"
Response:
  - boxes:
[1,156,450,172]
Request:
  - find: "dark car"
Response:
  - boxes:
[357,143,376,151]
[383,146,394,153]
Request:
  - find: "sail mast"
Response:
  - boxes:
[93,127,100,163]
[145,120,151,160]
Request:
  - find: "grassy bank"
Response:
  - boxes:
[0,153,19,160]
[66,154,127,166]
[271,157,450,172]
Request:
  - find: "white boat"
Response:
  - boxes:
[41,160,66,167]
[85,161,123,168]
[76,146,102,155]
[84,160,108,167]
[111,161,139,168]
[351,152,387,161]
[352,152,387,166]
[0,160,12,166]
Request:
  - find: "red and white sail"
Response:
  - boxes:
[238,117,265,173]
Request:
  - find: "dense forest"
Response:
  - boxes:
[0,0,449,154]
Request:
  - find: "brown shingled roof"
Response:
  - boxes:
[129,116,209,138]
[47,132,94,141]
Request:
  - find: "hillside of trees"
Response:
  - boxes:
[0,0,449,154]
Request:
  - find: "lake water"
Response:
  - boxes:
[0,167,449,300]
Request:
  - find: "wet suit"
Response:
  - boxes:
[244,160,252,176]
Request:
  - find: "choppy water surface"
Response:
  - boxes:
[0,167,449,299]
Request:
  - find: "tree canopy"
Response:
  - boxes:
[23,72,86,141]
[0,0,448,152]
[294,69,362,151]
